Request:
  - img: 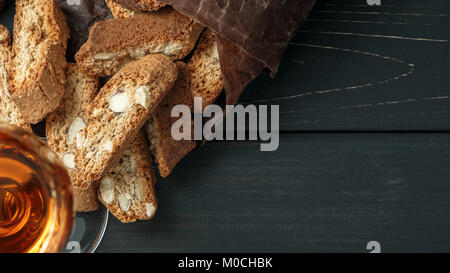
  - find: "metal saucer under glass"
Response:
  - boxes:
[63,207,109,253]
[37,124,108,253]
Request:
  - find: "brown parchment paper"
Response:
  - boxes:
[159,0,316,104]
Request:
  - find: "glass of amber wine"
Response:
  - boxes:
[0,124,74,253]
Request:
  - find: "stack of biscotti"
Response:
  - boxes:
[0,0,226,223]
[9,0,69,124]
[38,1,226,222]
[72,54,178,189]
[0,25,30,130]
[83,4,224,179]
[98,4,223,176]
[46,64,158,221]
[69,54,174,219]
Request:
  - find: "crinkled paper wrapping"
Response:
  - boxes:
[56,0,315,104]
[159,0,316,104]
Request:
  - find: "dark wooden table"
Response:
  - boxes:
[2,0,450,253]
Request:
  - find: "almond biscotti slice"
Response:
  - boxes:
[146,62,195,178]
[10,0,70,124]
[73,54,178,189]
[98,131,158,223]
[0,25,30,131]
[112,0,165,12]
[46,63,99,212]
[76,8,203,76]
[187,29,224,110]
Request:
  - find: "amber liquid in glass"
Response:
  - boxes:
[0,126,73,253]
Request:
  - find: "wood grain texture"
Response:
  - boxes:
[240,0,450,131]
[97,134,450,253]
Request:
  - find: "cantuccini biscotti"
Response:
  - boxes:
[146,62,195,177]
[105,0,138,18]
[10,0,70,124]
[46,63,99,212]
[76,8,203,76]
[47,64,160,216]
[187,29,224,110]
[112,0,166,12]
[72,54,178,189]
[98,131,158,223]
[0,25,30,131]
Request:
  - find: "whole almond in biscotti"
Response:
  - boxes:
[72,54,178,190]
[46,63,99,212]
[98,131,158,223]
[146,62,196,178]
[75,8,203,76]
[0,24,30,131]
[9,0,70,124]
[188,29,224,110]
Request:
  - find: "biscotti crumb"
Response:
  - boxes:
[47,64,161,218]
